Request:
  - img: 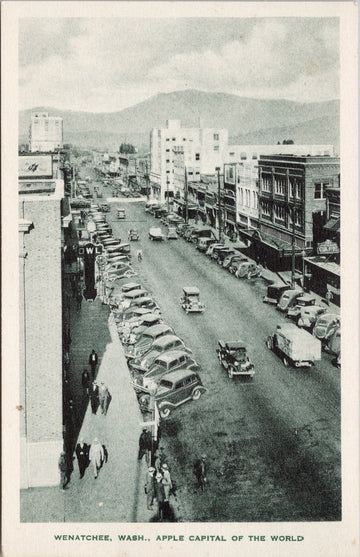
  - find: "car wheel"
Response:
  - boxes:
[159,406,171,419]
[266,337,273,350]
[283,357,289,367]
[192,388,202,400]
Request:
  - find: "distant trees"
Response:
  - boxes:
[281,139,294,145]
[119,143,136,154]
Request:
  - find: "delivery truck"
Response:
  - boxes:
[266,323,321,368]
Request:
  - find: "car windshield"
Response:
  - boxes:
[230,348,247,360]
[142,349,160,365]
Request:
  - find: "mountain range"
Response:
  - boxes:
[19,89,340,153]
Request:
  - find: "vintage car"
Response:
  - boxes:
[140,350,200,389]
[106,243,131,257]
[129,334,192,375]
[181,287,205,314]
[206,243,225,257]
[263,283,290,304]
[267,323,321,368]
[223,253,246,270]
[106,258,129,271]
[117,208,126,219]
[183,226,197,241]
[145,201,161,213]
[125,323,175,359]
[277,288,303,312]
[118,311,161,334]
[128,229,139,241]
[154,207,169,219]
[116,306,153,324]
[167,227,178,240]
[235,261,261,279]
[122,314,163,344]
[102,238,122,248]
[313,313,340,342]
[127,296,160,313]
[296,305,327,330]
[149,227,165,241]
[197,237,217,253]
[100,203,110,212]
[165,214,184,226]
[105,266,136,282]
[216,247,236,265]
[176,223,191,237]
[286,294,317,320]
[323,326,341,355]
[138,369,206,419]
[216,340,255,378]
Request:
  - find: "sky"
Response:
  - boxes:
[19,17,339,113]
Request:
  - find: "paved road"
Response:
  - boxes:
[82,168,341,522]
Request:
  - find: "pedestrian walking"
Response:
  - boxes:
[145,466,156,510]
[154,449,162,473]
[81,369,91,395]
[161,463,173,502]
[325,289,333,306]
[58,451,73,490]
[158,446,168,466]
[137,249,143,262]
[193,454,208,491]
[88,349,98,378]
[154,472,165,520]
[98,382,111,415]
[76,291,83,311]
[138,428,152,462]
[75,439,90,479]
[90,382,100,414]
[89,438,104,479]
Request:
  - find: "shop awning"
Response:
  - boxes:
[323,218,340,232]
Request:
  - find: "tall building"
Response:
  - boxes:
[19,153,69,487]
[150,119,228,202]
[30,112,63,152]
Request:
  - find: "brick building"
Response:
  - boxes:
[30,112,63,153]
[19,154,68,487]
[240,154,340,270]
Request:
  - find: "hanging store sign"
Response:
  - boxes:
[19,155,53,178]
[317,239,339,255]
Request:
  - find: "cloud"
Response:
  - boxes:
[19,18,339,112]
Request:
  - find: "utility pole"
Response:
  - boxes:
[184,166,189,224]
[145,161,150,201]
[290,206,296,289]
[166,176,170,213]
[216,167,223,242]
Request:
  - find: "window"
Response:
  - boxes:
[195,153,200,161]
[252,153,258,160]
[172,138,176,141]
[213,145,219,152]
[166,149,170,152]
[183,138,187,141]
[229,152,235,157]
[213,133,219,140]
[262,175,272,192]
[166,138,170,142]
[306,240,313,248]
[240,152,247,160]
[274,176,286,196]
[166,170,170,174]
[314,182,328,199]
[262,201,271,217]
[188,171,193,175]
[166,159,170,163]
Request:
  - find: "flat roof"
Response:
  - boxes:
[304,257,340,276]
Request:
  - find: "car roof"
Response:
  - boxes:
[139,313,161,323]
[121,282,141,291]
[125,288,147,298]
[160,368,198,383]
[125,307,152,316]
[225,341,247,349]
[296,294,316,302]
[152,334,181,347]
[143,323,171,336]
[183,286,199,295]
[317,313,340,322]
[155,349,189,363]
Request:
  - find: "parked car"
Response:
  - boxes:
[206,243,225,257]
[216,247,236,265]
[263,283,290,304]
[117,208,126,219]
[105,266,136,282]
[313,313,340,342]
[129,334,192,376]
[139,369,206,419]
[100,203,110,212]
[166,214,184,226]
[126,296,160,314]
[118,306,153,323]
[197,237,217,253]
[123,314,164,344]
[223,253,245,270]
[177,224,192,238]
[229,256,249,274]
[167,227,178,240]
[140,350,200,389]
[125,323,175,359]
[266,323,321,368]
[287,294,317,320]
[277,288,303,312]
[128,229,140,241]
[216,340,255,378]
[145,201,161,213]
[296,305,327,330]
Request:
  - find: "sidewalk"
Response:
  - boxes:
[20,294,164,522]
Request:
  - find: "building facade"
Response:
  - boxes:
[19,153,67,488]
[150,119,228,202]
[30,112,63,153]
[251,154,340,270]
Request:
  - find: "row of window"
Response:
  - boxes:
[262,176,303,199]
[261,202,302,226]
[239,188,258,209]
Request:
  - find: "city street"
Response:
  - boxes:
[87,175,341,523]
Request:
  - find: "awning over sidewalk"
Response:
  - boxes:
[237,227,306,256]
[323,218,340,232]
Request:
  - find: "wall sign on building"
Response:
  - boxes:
[19,155,53,178]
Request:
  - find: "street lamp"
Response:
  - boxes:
[184,165,189,224]
[166,176,170,214]
[216,167,223,243]
[301,250,306,290]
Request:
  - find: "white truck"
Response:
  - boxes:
[266,323,321,368]
[148,227,165,241]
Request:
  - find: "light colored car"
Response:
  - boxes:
[129,335,192,375]
[167,227,178,240]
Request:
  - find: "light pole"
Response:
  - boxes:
[301,250,306,290]
[216,167,223,243]
[184,166,189,224]
[166,176,170,213]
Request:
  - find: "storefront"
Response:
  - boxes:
[304,256,340,306]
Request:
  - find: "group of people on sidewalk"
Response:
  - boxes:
[141,443,176,521]
[59,347,112,488]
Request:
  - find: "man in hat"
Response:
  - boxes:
[138,428,152,462]
[193,454,208,491]
[88,349,98,378]
[75,438,90,479]
[154,471,165,520]
[98,382,111,415]
[81,369,91,396]
[58,451,73,490]
[89,438,104,479]
[145,466,156,510]
[161,463,172,501]
[90,381,99,414]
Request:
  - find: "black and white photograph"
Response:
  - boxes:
[2,1,358,556]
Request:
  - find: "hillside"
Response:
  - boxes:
[19,89,339,151]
